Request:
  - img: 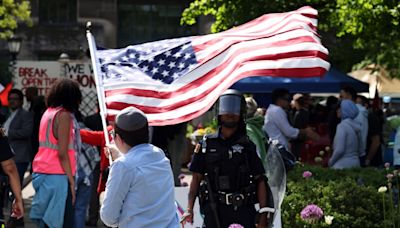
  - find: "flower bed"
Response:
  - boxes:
[281,164,399,227]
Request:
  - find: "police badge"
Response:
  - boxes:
[231,144,244,154]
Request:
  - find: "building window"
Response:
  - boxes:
[118,1,197,47]
[39,0,77,25]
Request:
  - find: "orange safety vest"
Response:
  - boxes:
[33,107,76,175]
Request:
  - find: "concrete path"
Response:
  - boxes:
[4,173,108,228]
[6,170,194,227]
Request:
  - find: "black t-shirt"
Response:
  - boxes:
[0,135,14,175]
[293,108,309,129]
[367,111,383,166]
[190,129,265,192]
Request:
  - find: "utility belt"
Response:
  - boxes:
[199,181,256,208]
[217,186,256,207]
[218,192,255,207]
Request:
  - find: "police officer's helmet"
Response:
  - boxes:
[217,89,246,119]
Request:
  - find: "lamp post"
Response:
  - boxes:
[7,35,22,78]
[7,35,22,61]
[58,53,70,77]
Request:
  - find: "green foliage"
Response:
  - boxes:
[287,164,387,186]
[181,0,335,33]
[281,165,393,227]
[0,0,32,39]
[333,0,400,77]
[181,0,400,77]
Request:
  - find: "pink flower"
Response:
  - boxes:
[228,224,244,228]
[387,173,394,180]
[300,204,324,223]
[385,162,390,169]
[303,171,313,179]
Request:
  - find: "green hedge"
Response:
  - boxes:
[281,165,398,227]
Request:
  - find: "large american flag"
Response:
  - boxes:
[91,6,330,126]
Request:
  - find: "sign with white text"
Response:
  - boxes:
[13,61,98,116]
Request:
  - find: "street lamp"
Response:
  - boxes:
[7,35,22,61]
[58,53,70,64]
[58,53,70,77]
[7,35,22,79]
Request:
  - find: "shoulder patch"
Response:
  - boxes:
[237,135,251,144]
[206,133,218,139]
[194,143,201,153]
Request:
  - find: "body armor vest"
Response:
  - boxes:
[199,133,257,207]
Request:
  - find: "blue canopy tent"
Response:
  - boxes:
[230,67,369,93]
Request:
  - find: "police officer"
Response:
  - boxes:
[181,90,270,228]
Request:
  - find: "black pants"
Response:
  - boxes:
[87,162,100,225]
[202,203,256,228]
[63,183,74,228]
[0,175,9,220]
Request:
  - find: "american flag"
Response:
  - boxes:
[91,6,330,126]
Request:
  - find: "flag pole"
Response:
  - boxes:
[86,22,113,165]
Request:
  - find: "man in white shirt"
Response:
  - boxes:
[263,88,318,151]
[101,107,179,228]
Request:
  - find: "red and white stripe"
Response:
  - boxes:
[101,6,330,126]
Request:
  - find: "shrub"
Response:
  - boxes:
[281,165,390,227]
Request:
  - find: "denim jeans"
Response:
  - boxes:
[74,169,93,228]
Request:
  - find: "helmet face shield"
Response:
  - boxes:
[218,95,242,116]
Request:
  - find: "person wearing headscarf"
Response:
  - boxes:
[329,100,362,169]
[245,97,268,163]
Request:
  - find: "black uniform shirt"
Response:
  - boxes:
[190,128,265,192]
[0,135,14,175]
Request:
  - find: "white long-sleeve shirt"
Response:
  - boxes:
[263,104,299,150]
[100,143,179,228]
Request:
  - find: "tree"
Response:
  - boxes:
[333,0,400,77]
[181,0,400,77]
[0,0,32,39]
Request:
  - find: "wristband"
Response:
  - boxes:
[259,207,275,214]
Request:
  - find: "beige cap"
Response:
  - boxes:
[245,97,258,117]
[293,93,304,101]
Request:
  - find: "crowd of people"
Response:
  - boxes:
[251,86,388,169]
[0,78,183,227]
[0,79,106,227]
[0,77,394,227]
